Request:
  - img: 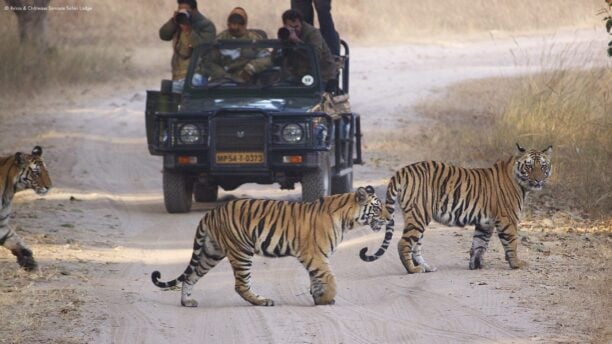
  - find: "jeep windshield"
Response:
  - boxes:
[186,40,321,91]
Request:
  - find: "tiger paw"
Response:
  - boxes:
[469,261,482,270]
[470,248,487,270]
[314,296,335,305]
[469,256,484,270]
[422,264,437,273]
[508,259,527,269]
[412,258,437,272]
[17,255,38,272]
[404,264,423,274]
[181,298,199,307]
[257,298,275,306]
[400,256,423,273]
[310,282,325,298]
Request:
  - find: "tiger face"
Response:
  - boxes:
[355,186,389,231]
[514,144,552,191]
[16,146,52,196]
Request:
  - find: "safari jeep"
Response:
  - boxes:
[145,39,362,213]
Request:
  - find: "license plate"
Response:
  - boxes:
[216,151,264,164]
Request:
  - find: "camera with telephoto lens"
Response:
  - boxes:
[175,12,190,26]
[277,27,291,41]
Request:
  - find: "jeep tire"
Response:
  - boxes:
[163,169,193,213]
[194,182,219,202]
[301,154,331,202]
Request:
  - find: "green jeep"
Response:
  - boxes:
[145,39,362,213]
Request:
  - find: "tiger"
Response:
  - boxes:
[360,144,552,273]
[152,186,390,307]
[0,146,52,271]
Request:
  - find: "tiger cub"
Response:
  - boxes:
[360,144,552,272]
[152,186,390,307]
[0,146,52,271]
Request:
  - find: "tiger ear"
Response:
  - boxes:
[364,185,375,194]
[542,145,552,156]
[32,146,43,157]
[516,143,526,153]
[14,152,26,167]
[355,187,368,204]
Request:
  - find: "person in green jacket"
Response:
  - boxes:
[207,8,271,84]
[159,0,216,92]
[280,9,337,89]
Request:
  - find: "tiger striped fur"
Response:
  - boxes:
[0,146,52,271]
[360,144,552,272]
[152,186,389,307]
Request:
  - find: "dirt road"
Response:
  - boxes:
[2,29,609,343]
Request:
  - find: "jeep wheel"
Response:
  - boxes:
[331,171,353,194]
[163,170,193,213]
[301,156,331,202]
[194,182,218,202]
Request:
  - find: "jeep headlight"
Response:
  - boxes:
[178,123,200,144]
[281,123,304,143]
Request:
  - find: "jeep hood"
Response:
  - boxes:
[181,97,321,113]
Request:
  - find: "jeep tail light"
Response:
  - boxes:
[282,155,303,164]
[178,156,197,165]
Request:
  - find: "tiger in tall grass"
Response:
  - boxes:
[152,186,390,307]
[1,146,52,271]
[360,144,552,272]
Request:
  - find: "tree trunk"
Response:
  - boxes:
[5,0,51,49]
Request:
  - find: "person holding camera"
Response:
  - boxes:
[159,0,216,92]
[291,0,340,56]
[279,9,337,91]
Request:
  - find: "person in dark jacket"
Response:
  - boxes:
[159,0,216,91]
[281,9,337,88]
[291,0,339,55]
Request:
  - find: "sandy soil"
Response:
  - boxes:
[1,29,610,343]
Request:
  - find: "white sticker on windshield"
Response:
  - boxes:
[302,75,314,86]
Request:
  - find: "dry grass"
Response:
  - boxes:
[0,35,131,99]
[0,0,604,99]
[415,65,612,218]
[498,68,611,216]
[334,0,603,42]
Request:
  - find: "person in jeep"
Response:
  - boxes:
[159,0,216,92]
[280,9,337,90]
[207,8,272,84]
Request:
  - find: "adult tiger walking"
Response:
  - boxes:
[0,146,52,271]
[152,186,390,307]
[360,144,553,272]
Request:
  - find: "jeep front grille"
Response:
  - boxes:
[214,114,266,151]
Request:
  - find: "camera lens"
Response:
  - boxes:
[277,27,290,41]
[176,13,190,25]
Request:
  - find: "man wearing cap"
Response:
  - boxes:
[207,7,271,83]
[159,0,216,91]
